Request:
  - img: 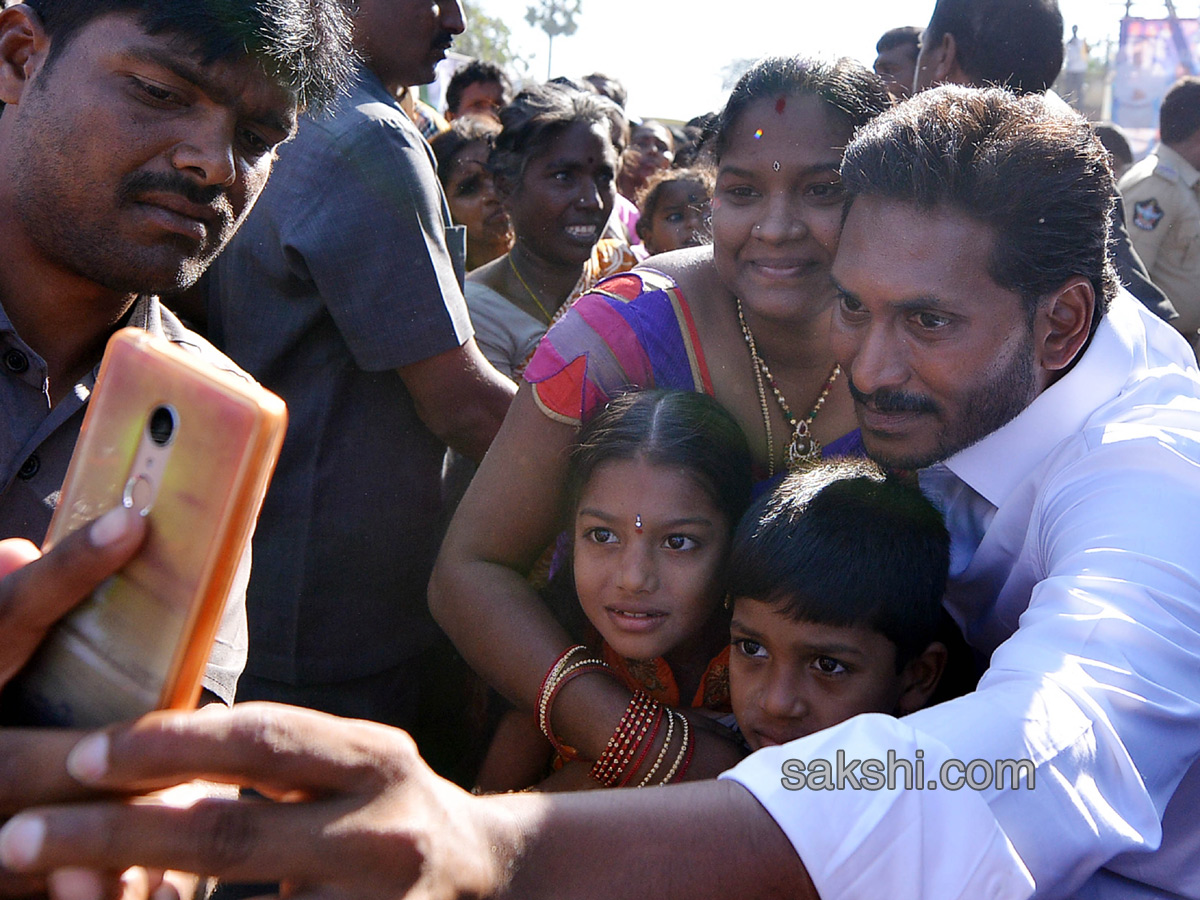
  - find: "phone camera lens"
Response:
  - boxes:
[148,405,177,447]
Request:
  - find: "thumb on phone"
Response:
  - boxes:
[0,506,146,687]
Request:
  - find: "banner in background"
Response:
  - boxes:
[1113,16,1200,158]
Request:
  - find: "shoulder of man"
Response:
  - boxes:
[1121,154,1187,233]
[301,67,421,148]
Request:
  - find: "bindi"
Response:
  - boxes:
[775,96,787,115]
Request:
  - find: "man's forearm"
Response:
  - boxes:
[492,781,815,900]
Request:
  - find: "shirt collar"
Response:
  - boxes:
[1158,143,1200,189]
[123,294,168,341]
[351,64,403,110]
[931,290,1144,508]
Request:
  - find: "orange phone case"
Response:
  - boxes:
[2,328,287,727]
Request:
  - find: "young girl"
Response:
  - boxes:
[476,389,753,791]
[635,166,715,256]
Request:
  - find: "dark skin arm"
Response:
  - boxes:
[397,339,516,463]
[0,704,816,900]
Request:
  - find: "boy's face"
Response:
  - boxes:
[729,597,912,751]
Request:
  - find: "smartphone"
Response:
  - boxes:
[0,328,287,727]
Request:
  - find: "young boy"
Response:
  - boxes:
[727,459,952,750]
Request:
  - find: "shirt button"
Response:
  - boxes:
[4,349,28,373]
[17,455,39,480]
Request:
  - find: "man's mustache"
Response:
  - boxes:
[120,171,228,212]
[847,373,939,414]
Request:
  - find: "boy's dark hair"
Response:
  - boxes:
[445,59,511,115]
[726,459,949,670]
[24,0,354,111]
[490,82,626,191]
[713,57,892,163]
[876,25,921,55]
[429,116,501,194]
[634,166,715,244]
[569,390,753,532]
[924,0,1064,95]
[1160,76,1200,146]
[841,85,1117,338]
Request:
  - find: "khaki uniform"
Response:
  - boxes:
[1120,144,1200,350]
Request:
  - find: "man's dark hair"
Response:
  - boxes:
[490,82,626,190]
[726,459,949,671]
[445,59,511,116]
[582,72,627,109]
[713,57,892,163]
[1160,76,1200,145]
[877,25,921,55]
[925,0,1064,94]
[841,85,1117,336]
[23,0,354,111]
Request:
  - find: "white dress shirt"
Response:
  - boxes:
[723,290,1200,899]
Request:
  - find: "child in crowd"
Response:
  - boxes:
[635,166,715,256]
[726,458,950,750]
[476,389,753,791]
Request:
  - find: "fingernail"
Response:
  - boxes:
[89,506,132,548]
[67,733,110,783]
[48,868,104,900]
[0,815,45,869]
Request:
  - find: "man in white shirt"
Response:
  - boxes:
[3,88,1200,900]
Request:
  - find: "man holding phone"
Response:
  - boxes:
[0,0,353,893]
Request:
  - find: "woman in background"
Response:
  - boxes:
[429,118,512,272]
[464,83,634,378]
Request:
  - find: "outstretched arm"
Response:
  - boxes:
[0,704,815,900]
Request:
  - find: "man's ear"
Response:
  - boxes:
[1035,276,1095,375]
[896,641,948,716]
[921,32,963,87]
[0,5,50,107]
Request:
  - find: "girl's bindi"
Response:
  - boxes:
[775,96,787,114]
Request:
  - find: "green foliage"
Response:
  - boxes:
[524,0,583,38]
[459,0,524,73]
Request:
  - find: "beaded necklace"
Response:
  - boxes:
[736,298,841,476]
[508,253,554,324]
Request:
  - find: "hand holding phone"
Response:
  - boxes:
[0,328,287,727]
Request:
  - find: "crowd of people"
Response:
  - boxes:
[0,0,1199,898]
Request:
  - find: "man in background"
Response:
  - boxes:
[204,0,515,777]
[873,25,921,99]
[445,59,510,124]
[913,0,1181,325]
[1120,76,1200,353]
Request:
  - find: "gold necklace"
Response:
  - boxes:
[736,299,841,474]
[508,253,554,324]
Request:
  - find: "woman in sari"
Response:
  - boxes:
[432,57,891,783]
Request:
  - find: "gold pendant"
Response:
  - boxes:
[786,422,822,468]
